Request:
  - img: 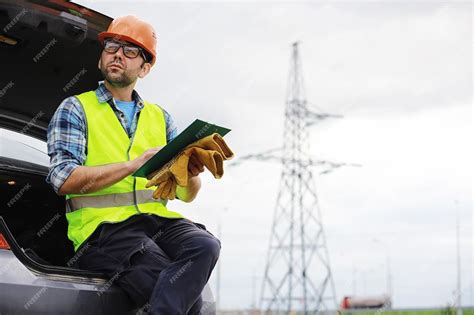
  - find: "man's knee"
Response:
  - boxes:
[197,235,221,263]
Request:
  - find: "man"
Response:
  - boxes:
[46,15,220,314]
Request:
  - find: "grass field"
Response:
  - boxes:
[340,309,474,315]
[217,309,474,315]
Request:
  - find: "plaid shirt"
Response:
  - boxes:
[46,81,178,194]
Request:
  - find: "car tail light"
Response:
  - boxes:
[0,233,10,250]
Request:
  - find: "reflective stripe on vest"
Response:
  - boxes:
[66,190,167,212]
[65,91,184,251]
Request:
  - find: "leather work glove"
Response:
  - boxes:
[145,133,234,200]
[145,157,177,199]
[171,132,234,186]
[151,175,177,200]
[188,133,234,159]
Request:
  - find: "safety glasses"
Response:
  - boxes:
[103,39,147,61]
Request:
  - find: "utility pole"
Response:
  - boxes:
[252,271,257,312]
[456,202,462,315]
[352,265,357,296]
[216,219,222,312]
[386,252,392,302]
[373,238,393,303]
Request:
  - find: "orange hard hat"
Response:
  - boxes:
[98,15,157,66]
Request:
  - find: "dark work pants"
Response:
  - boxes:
[76,214,221,315]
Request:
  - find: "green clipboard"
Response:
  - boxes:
[132,119,231,178]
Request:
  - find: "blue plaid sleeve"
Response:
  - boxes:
[162,108,178,142]
[47,96,176,194]
[46,96,87,194]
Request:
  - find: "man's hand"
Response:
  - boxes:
[175,154,204,202]
[129,146,163,173]
[188,154,205,178]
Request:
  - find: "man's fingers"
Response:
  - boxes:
[146,146,163,157]
[197,162,204,172]
[189,163,199,177]
[189,155,204,173]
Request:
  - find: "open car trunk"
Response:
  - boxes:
[1,156,72,265]
[0,0,111,276]
[0,155,106,279]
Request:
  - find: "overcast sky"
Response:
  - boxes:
[10,0,472,310]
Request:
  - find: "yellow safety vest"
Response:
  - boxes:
[65,91,184,251]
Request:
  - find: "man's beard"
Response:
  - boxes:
[100,62,134,87]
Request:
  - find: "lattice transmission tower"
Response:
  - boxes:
[233,42,360,314]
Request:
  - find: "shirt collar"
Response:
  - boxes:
[95,81,145,110]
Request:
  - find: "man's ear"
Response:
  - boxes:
[138,63,151,79]
[97,58,101,70]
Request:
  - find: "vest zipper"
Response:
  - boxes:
[127,123,140,214]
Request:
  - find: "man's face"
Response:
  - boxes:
[99,39,151,88]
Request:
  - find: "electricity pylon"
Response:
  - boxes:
[233,42,360,314]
